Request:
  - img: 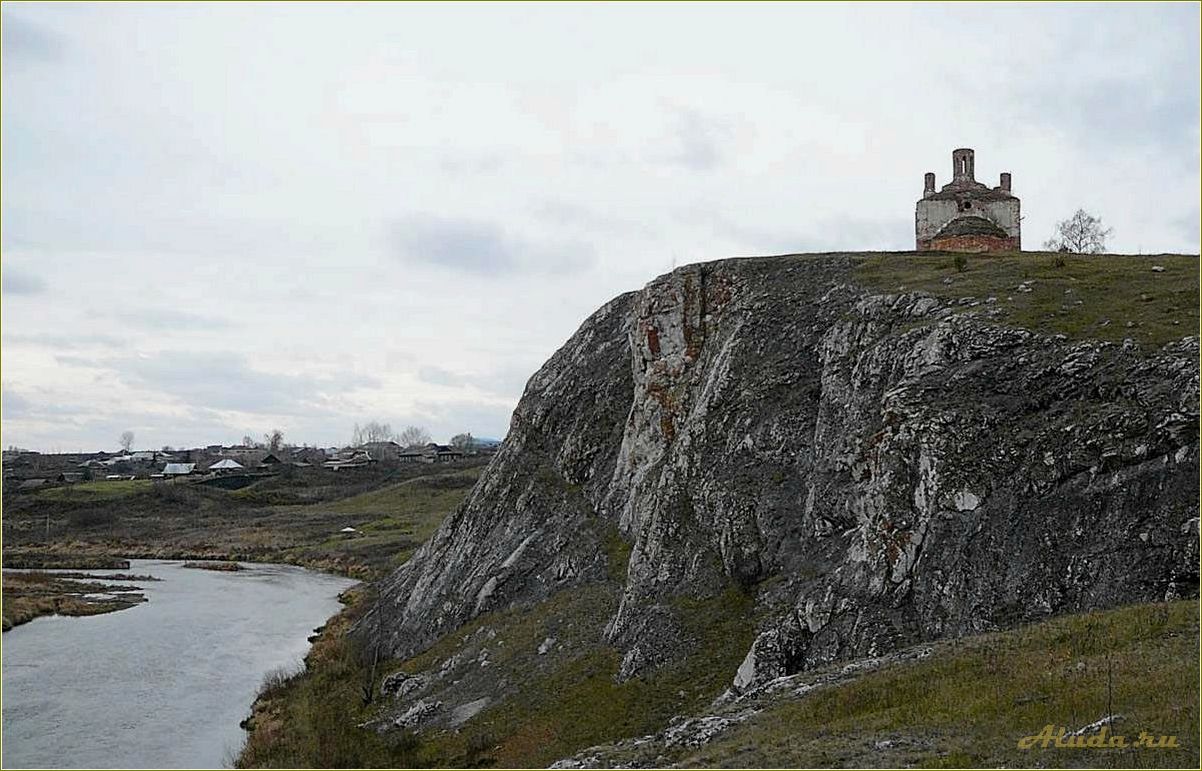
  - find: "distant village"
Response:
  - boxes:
[1,435,500,493]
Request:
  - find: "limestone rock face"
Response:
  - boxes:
[355,254,1199,691]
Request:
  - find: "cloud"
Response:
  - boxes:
[417,363,537,399]
[1017,75,1200,158]
[3,332,129,350]
[411,398,516,441]
[418,366,467,387]
[106,308,236,331]
[392,215,598,276]
[394,216,516,274]
[704,211,914,254]
[1,386,90,421]
[439,153,505,175]
[2,388,33,419]
[1,12,64,63]
[662,108,729,171]
[65,351,379,416]
[995,4,1200,158]
[2,268,48,296]
[1,3,1197,451]
[1172,210,1200,249]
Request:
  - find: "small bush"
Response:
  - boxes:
[152,482,197,504]
[953,254,968,273]
[67,509,117,529]
[464,731,498,766]
[258,664,302,701]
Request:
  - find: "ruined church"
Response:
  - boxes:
[916,148,1020,252]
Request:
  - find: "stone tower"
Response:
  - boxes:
[915,148,1020,252]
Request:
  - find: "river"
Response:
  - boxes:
[1,559,358,769]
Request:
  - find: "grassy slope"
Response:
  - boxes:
[674,600,1199,769]
[33,479,153,501]
[237,596,1198,769]
[238,581,758,769]
[853,251,1198,349]
[271,469,485,573]
[3,463,486,580]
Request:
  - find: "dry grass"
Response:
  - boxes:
[181,560,243,572]
[235,586,426,768]
[2,571,147,630]
[3,462,487,581]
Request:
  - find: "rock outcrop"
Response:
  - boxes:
[355,253,1198,701]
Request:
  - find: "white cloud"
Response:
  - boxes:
[2,268,48,296]
[1,2,1197,450]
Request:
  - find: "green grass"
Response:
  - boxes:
[239,564,758,768]
[282,468,484,569]
[242,590,1198,768]
[34,479,152,501]
[411,585,755,768]
[853,252,1198,349]
[601,524,633,582]
[675,599,1199,769]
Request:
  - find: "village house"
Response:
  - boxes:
[397,447,426,463]
[322,449,375,471]
[360,440,403,461]
[916,148,1020,252]
[162,462,197,477]
[290,447,328,466]
[207,458,244,474]
[398,443,465,464]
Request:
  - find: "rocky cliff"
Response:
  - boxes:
[354,252,1198,749]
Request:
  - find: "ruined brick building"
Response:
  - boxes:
[916,148,1020,252]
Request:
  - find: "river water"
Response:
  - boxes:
[1,559,358,769]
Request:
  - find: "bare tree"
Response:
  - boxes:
[241,434,258,449]
[264,429,284,452]
[119,430,135,453]
[397,425,432,447]
[1042,209,1113,254]
[352,421,395,446]
[450,432,474,450]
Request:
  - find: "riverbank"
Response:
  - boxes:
[1,571,148,630]
[235,585,430,768]
[2,461,485,628]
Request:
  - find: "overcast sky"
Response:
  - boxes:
[2,1,1198,452]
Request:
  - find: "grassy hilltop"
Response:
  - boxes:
[854,251,1198,348]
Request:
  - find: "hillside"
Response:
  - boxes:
[252,251,1197,768]
[553,599,1199,769]
[2,461,488,581]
